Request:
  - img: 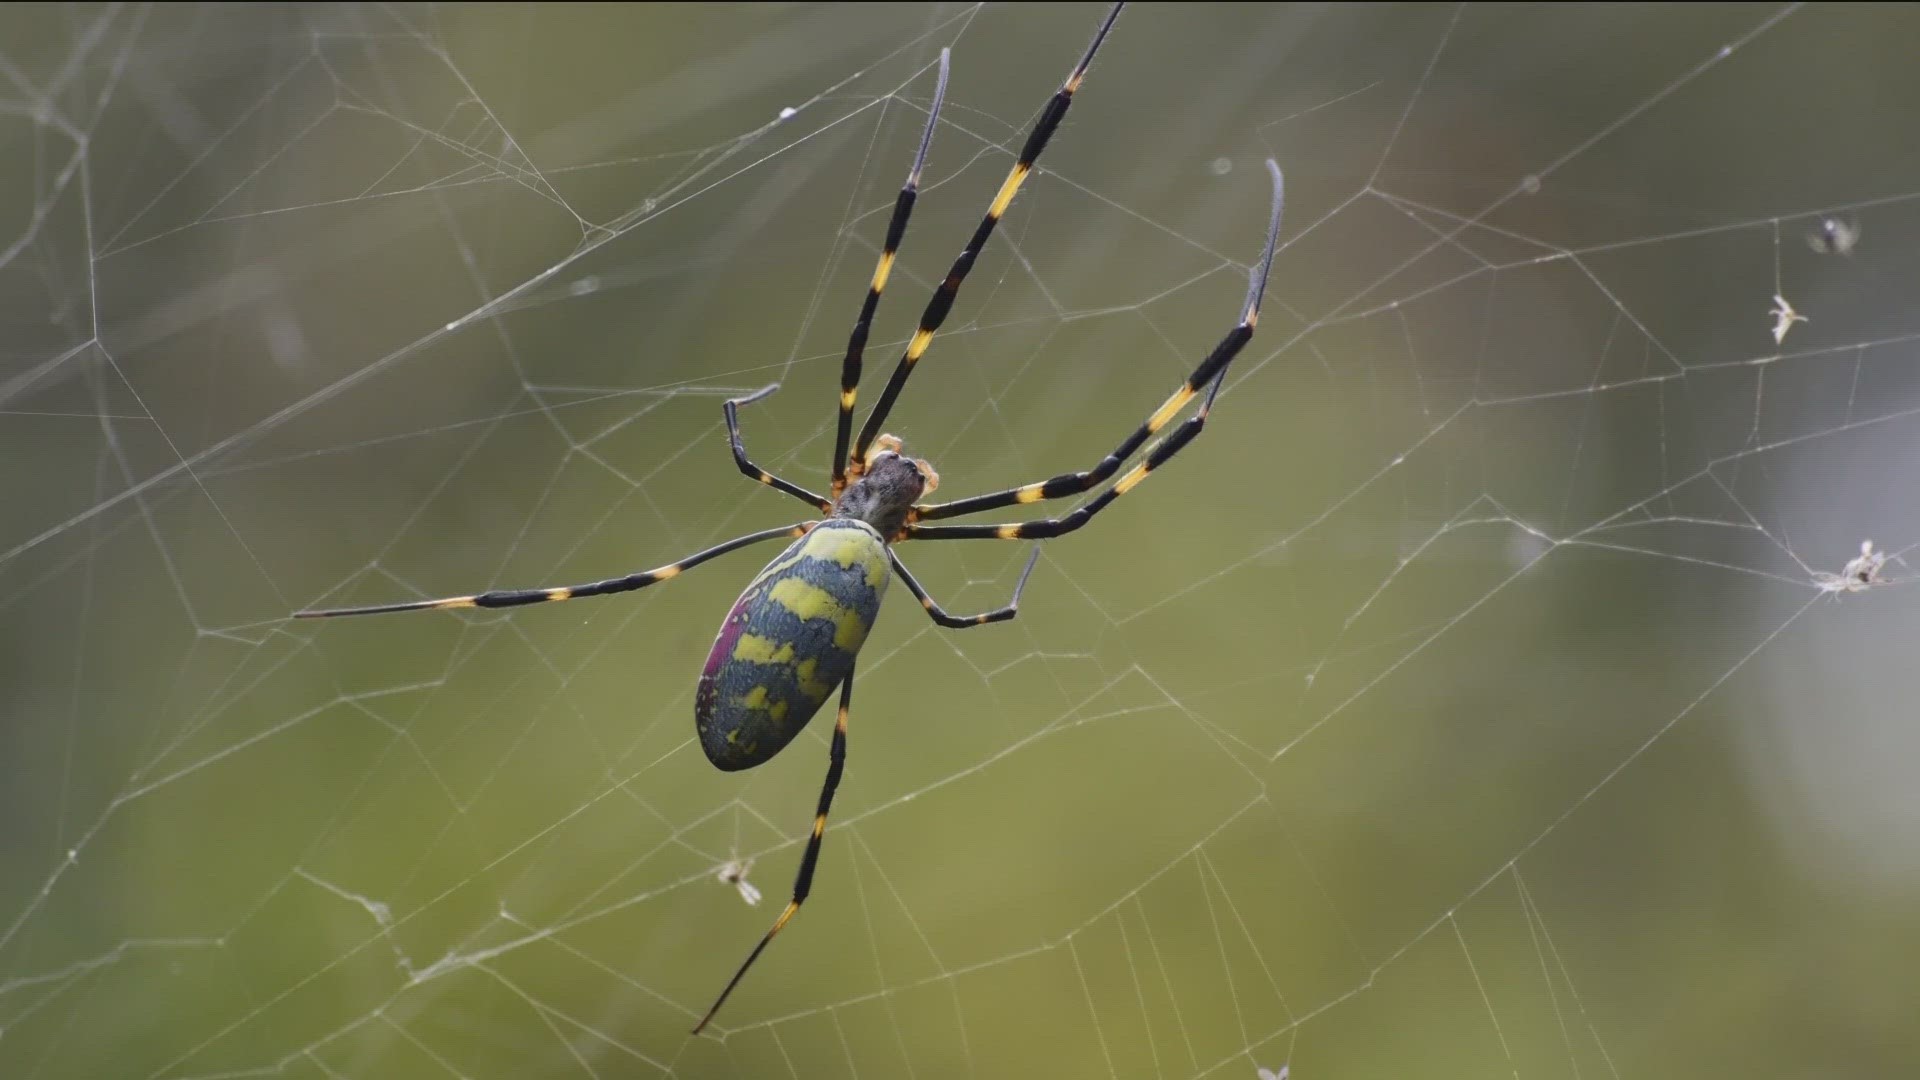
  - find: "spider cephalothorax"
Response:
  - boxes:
[834,438,937,538]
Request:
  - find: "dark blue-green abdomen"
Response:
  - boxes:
[695,520,890,771]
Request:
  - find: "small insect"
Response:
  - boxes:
[1257,1067,1290,1080]
[715,856,762,907]
[294,1,1287,1034]
[1807,215,1860,256]
[1816,538,1889,595]
[1769,293,1806,345]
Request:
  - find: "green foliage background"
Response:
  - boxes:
[3,4,1919,1077]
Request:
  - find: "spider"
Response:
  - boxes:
[293,1,1286,1034]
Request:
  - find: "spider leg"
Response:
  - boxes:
[906,160,1282,530]
[891,546,1039,627]
[292,522,811,618]
[725,385,831,512]
[906,372,1232,542]
[830,50,951,501]
[849,2,1125,472]
[693,665,856,1035]
[914,162,1283,523]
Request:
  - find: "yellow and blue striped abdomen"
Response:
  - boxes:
[695,520,889,771]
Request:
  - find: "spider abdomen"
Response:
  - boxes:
[695,520,889,771]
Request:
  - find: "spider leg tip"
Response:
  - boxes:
[1014,546,1042,596]
[734,383,782,408]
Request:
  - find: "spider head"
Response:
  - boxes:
[836,435,936,536]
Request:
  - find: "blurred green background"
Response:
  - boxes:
[4,3,1920,1077]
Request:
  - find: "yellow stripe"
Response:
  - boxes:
[1014,483,1044,504]
[747,547,808,593]
[839,387,856,411]
[442,597,479,609]
[732,634,796,665]
[905,326,934,363]
[770,578,871,651]
[995,524,1019,539]
[770,900,799,934]
[794,658,831,703]
[987,163,1031,221]
[870,250,896,292]
[1147,385,1194,433]
[544,589,570,602]
[655,564,681,580]
[801,525,884,572]
[1113,462,1150,494]
[811,816,826,839]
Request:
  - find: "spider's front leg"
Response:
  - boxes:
[847,4,1126,474]
[907,369,1231,543]
[830,50,951,499]
[908,160,1285,532]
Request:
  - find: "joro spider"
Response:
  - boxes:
[294,1,1285,1035]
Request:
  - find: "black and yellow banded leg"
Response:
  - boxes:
[292,522,812,618]
[914,161,1284,523]
[831,50,951,500]
[891,546,1039,628]
[849,2,1125,468]
[692,667,855,1035]
[725,385,831,513]
[908,368,1232,543]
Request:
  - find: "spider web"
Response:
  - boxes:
[4,3,1919,1077]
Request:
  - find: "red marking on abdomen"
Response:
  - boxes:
[696,593,755,726]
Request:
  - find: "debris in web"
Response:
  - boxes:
[716,856,763,906]
[1814,539,1893,596]
[1769,293,1807,345]
[1807,215,1860,256]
